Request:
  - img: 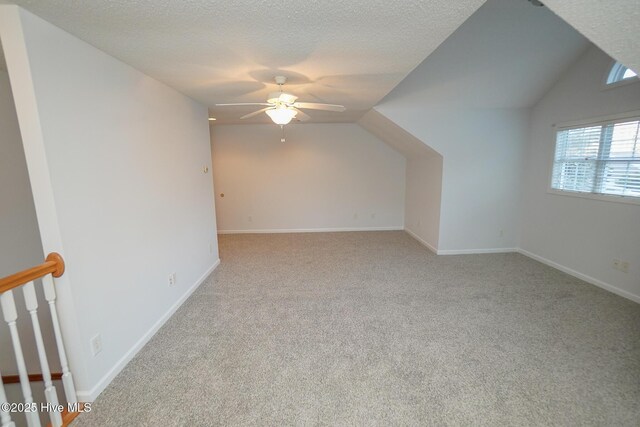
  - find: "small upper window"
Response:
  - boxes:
[606,62,638,85]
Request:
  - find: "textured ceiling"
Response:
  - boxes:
[0,0,486,123]
[542,0,640,75]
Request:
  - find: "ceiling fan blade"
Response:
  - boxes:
[240,107,272,119]
[279,92,298,104]
[292,108,310,122]
[293,102,346,112]
[215,103,271,107]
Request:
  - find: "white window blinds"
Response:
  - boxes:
[551,117,640,199]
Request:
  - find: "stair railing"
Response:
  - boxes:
[0,253,77,427]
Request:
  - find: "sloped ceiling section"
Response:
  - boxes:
[543,0,640,73]
[378,0,589,110]
[358,110,440,159]
[0,0,486,123]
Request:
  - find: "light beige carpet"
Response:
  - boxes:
[75,231,640,426]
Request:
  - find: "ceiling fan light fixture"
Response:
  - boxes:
[266,106,297,125]
[215,76,345,123]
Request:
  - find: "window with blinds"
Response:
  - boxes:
[551,117,640,199]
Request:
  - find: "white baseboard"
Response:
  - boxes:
[404,228,437,254]
[517,249,640,304]
[218,226,404,234]
[402,230,638,303]
[403,229,517,255]
[437,247,518,255]
[76,259,221,401]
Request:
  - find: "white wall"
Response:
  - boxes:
[437,109,528,253]
[357,109,443,251]
[521,46,640,302]
[211,123,405,233]
[375,108,529,253]
[373,0,587,253]
[404,155,443,252]
[0,6,219,400]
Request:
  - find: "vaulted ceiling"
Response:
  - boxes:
[0,0,485,123]
[1,0,638,124]
[541,0,640,75]
[379,0,589,110]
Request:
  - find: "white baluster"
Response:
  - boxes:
[41,274,77,404]
[0,291,41,427]
[0,372,16,427]
[23,281,63,427]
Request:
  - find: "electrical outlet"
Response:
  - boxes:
[168,272,176,286]
[248,215,253,223]
[354,213,358,220]
[90,334,102,356]
[499,229,504,238]
[371,213,376,219]
[613,259,620,269]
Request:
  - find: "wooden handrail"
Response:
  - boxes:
[0,252,65,294]
[2,372,63,385]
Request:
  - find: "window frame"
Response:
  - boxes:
[547,110,640,206]
[602,60,639,90]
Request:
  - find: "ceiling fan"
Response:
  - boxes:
[214,76,346,125]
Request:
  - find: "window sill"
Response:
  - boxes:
[546,189,640,206]
[601,77,639,91]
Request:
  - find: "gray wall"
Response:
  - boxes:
[0,69,42,276]
[0,68,55,377]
